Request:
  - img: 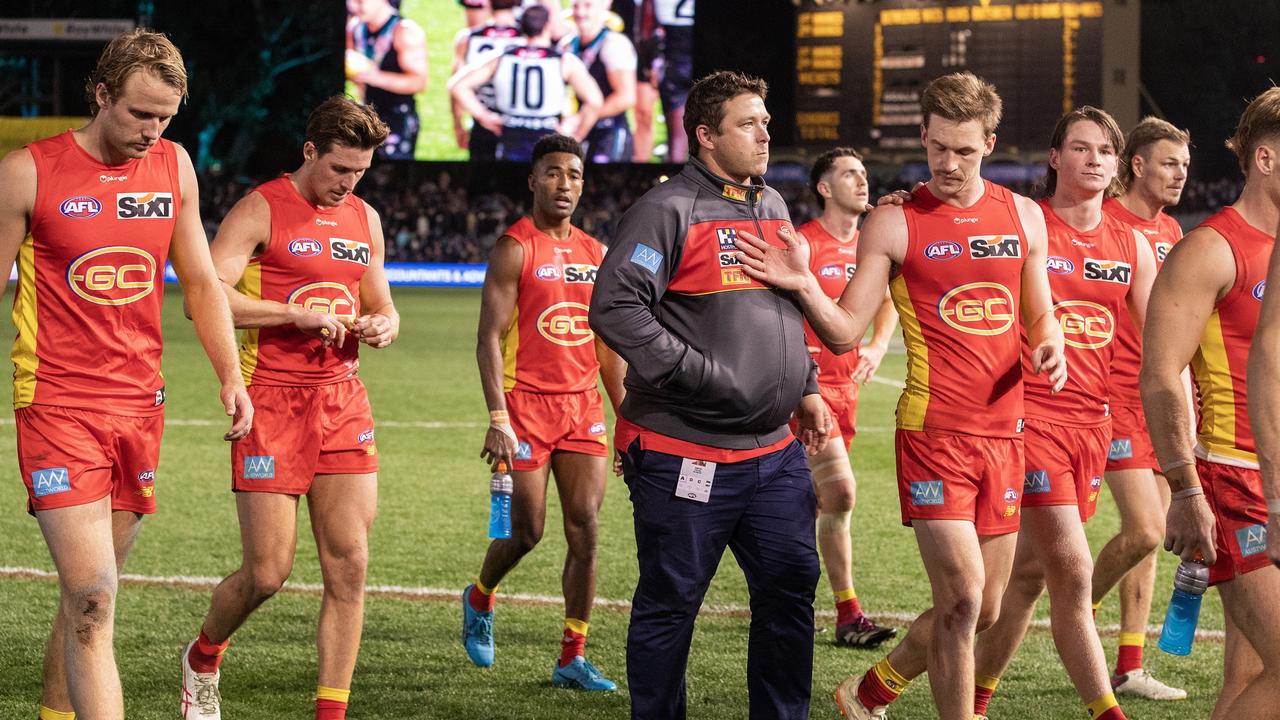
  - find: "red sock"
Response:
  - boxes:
[1095,707,1126,720]
[468,584,495,612]
[857,659,906,709]
[187,628,229,673]
[315,698,347,720]
[835,597,864,626]
[559,627,586,667]
[974,686,995,715]
[1115,645,1142,676]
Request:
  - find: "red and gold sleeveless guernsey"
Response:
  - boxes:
[502,215,604,393]
[1023,200,1138,425]
[797,220,860,386]
[13,131,180,415]
[1192,207,1272,468]
[1103,197,1181,406]
[237,176,370,386]
[892,181,1029,437]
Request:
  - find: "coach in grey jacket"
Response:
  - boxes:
[590,70,831,720]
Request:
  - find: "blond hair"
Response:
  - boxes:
[920,72,1003,136]
[1226,87,1280,175]
[85,29,187,115]
[1120,116,1190,188]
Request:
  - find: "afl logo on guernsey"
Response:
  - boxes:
[535,263,561,281]
[60,196,101,219]
[287,281,357,319]
[937,282,1016,336]
[1046,257,1075,274]
[288,238,323,257]
[66,246,157,306]
[924,240,962,260]
[1054,300,1115,349]
[1254,281,1266,301]
[536,301,593,346]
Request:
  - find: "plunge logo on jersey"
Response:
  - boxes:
[1023,469,1051,495]
[1083,259,1132,284]
[968,235,1021,259]
[536,301,592,346]
[287,281,358,319]
[288,238,324,257]
[1236,524,1267,557]
[910,480,944,506]
[1055,300,1116,349]
[937,282,1016,336]
[60,196,101,219]
[1046,256,1075,274]
[924,240,963,260]
[66,246,157,306]
[31,467,71,497]
[116,192,174,219]
[330,238,371,265]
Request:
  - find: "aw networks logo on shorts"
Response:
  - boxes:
[1109,438,1133,460]
[243,456,276,480]
[31,467,71,497]
[1236,524,1267,558]
[1023,470,1051,495]
[910,480,944,506]
[515,442,533,461]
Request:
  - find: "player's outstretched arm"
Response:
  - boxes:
[0,149,35,294]
[353,19,428,95]
[1247,217,1280,569]
[353,202,399,348]
[596,36,638,119]
[1014,196,1066,392]
[1141,227,1236,564]
[562,53,603,142]
[169,145,252,441]
[852,290,899,384]
[448,54,504,135]
[206,192,349,346]
[477,235,522,471]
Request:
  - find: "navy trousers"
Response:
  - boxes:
[622,439,819,720]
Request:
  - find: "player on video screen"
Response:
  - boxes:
[562,0,638,163]
[449,5,603,163]
[346,0,427,160]
[459,0,489,29]
[453,0,524,161]
[652,0,693,162]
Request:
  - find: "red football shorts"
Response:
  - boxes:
[232,378,378,495]
[895,428,1024,536]
[1020,419,1111,522]
[790,383,859,453]
[1105,404,1160,473]
[1197,459,1271,586]
[507,388,608,470]
[15,404,163,514]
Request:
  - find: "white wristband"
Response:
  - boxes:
[1268,499,1280,516]
[1171,486,1204,501]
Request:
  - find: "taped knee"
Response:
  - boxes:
[817,510,852,537]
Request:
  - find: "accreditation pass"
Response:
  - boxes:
[675,458,716,503]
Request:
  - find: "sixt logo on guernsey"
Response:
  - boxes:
[910,481,944,506]
[1055,300,1115,350]
[116,192,173,219]
[1254,281,1266,301]
[1083,259,1132,284]
[288,281,357,319]
[1023,470,1051,495]
[330,238,370,265]
[1236,524,1267,557]
[563,264,598,284]
[31,467,71,497]
[924,240,962,260]
[1046,256,1075,274]
[60,196,101,219]
[67,246,157,306]
[537,301,592,346]
[288,238,323,257]
[968,235,1021,259]
[716,227,739,251]
[243,456,275,480]
[535,264,561,281]
[1155,242,1172,263]
[937,282,1015,336]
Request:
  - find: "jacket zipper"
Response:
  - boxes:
[748,186,788,428]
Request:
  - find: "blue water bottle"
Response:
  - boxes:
[1158,559,1210,656]
[488,461,513,539]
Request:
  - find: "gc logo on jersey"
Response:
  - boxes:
[1046,257,1075,274]
[968,235,1021,259]
[67,246,157,306]
[330,238,370,265]
[924,240,962,260]
[287,281,357,320]
[116,192,173,219]
[937,282,1015,336]
[1083,259,1132,284]
[289,238,324,257]
[536,301,592,346]
[60,196,101,219]
[1055,300,1115,349]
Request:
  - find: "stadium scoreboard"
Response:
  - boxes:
[795,0,1103,152]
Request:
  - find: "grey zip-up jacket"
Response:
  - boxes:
[589,157,819,450]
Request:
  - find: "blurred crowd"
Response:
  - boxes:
[198,165,1243,263]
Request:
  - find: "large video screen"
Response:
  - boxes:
[344,0,695,163]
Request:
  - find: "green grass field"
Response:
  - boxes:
[0,287,1225,718]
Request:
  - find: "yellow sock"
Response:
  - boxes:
[1092,599,1103,611]
[315,686,351,703]
[39,707,75,720]
[475,578,496,596]
[975,673,1000,691]
[565,618,589,635]
[1087,692,1119,718]
[834,587,858,603]
[1118,631,1145,648]
[871,657,911,695]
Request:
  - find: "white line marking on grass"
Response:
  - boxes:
[0,566,1224,641]
[869,376,906,389]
